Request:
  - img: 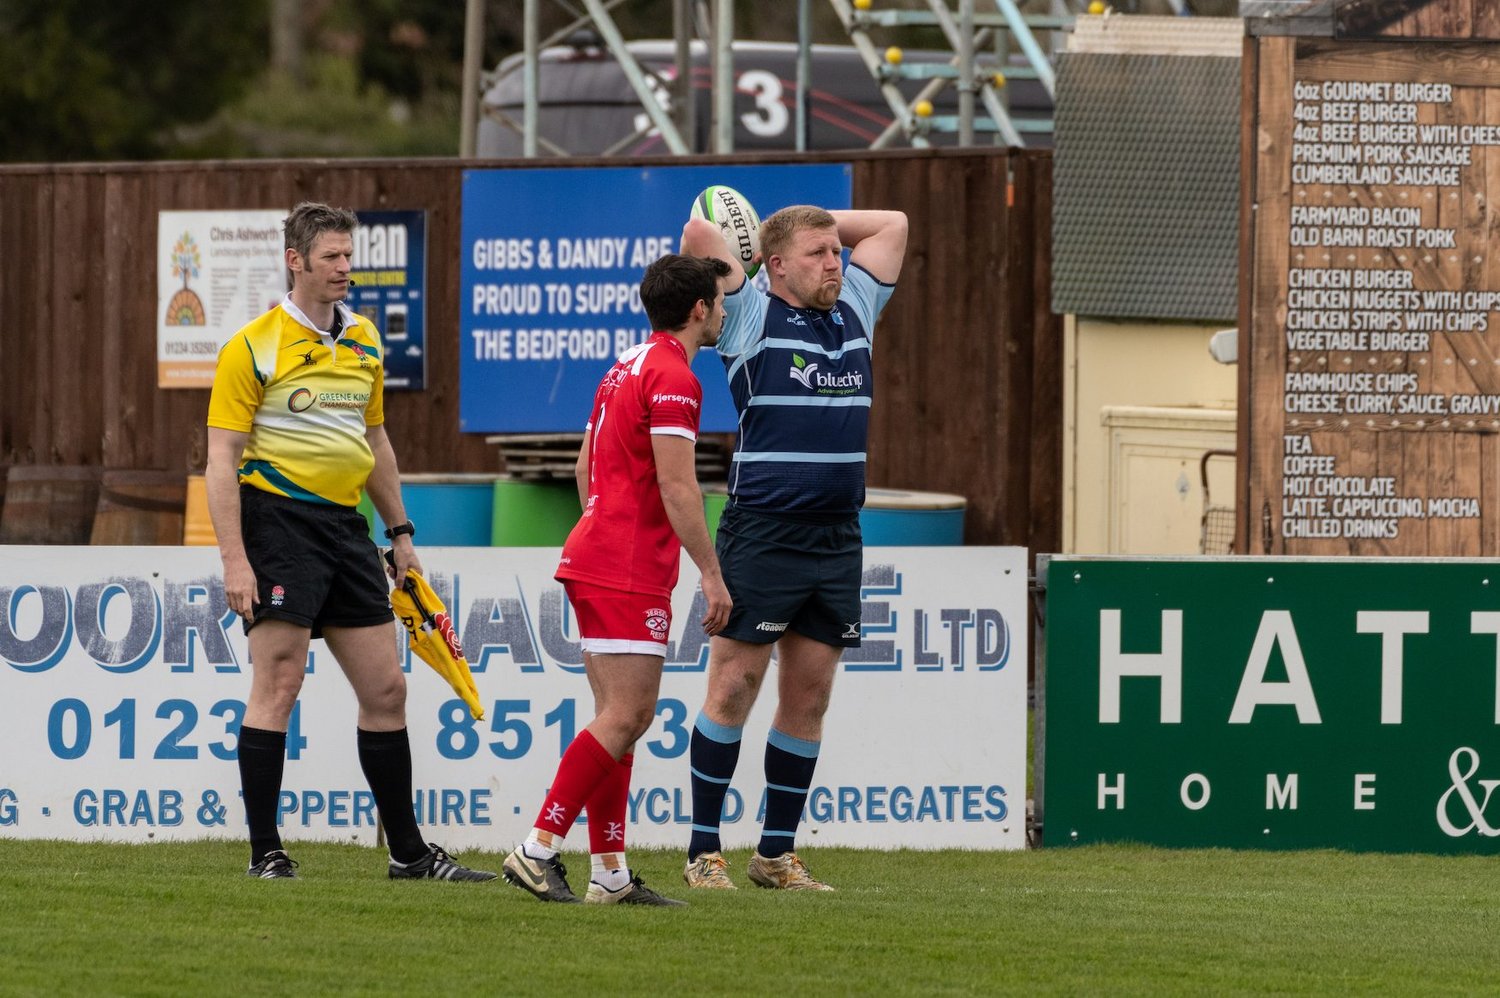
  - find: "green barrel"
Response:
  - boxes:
[356,488,379,542]
[702,484,730,541]
[492,479,582,546]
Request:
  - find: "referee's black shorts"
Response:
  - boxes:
[239,485,392,637]
[715,504,863,648]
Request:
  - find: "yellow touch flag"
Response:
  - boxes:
[391,569,484,720]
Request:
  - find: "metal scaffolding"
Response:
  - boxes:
[479,0,1074,158]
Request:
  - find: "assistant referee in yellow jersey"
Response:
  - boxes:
[206,201,493,882]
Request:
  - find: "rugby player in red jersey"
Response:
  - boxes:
[502,254,733,906]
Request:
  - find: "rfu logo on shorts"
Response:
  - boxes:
[755,620,789,632]
[270,585,286,607]
[644,608,670,640]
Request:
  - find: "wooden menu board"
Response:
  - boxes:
[1244,37,1500,554]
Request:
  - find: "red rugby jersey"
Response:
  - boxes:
[556,333,702,596]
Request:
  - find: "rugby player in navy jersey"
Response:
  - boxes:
[680,205,907,891]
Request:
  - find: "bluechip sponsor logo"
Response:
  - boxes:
[756,621,789,632]
[789,353,818,390]
[788,352,863,396]
[814,371,863,392]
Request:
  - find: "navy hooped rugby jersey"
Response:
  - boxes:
[717,263,896,519]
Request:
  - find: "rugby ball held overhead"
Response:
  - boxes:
[691,185,761,278]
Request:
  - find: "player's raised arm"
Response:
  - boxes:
[832,209,908,285]
[681,216,746,284]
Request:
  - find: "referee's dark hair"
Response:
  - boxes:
[283,202,359,284]
[641,254,732,332]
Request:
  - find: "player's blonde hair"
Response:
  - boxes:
[759,205,837,261]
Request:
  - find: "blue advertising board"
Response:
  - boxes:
[351,210,427,391]
[459,164,852,432]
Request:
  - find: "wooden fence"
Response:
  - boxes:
[0,148,1059,553]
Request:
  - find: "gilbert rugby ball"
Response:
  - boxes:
[691,185,761,278]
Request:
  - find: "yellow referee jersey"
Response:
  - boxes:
[207,297,385,507]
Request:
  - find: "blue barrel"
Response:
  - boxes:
[860,488,967,545]
[371,474,498,546]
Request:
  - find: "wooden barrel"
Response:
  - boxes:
[90,470,186,546]
[0,465,102,544]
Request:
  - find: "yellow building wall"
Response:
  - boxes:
[1063,316,1240,554]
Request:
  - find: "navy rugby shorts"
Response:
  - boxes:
[715,504,863,648]
[239,485,393,636]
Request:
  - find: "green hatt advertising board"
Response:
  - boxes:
[1041,555,1500,853]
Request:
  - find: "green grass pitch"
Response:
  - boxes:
[6,839,1500,995]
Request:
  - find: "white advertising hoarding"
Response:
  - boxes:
[0,545,1026,851]
[157,210,288,388]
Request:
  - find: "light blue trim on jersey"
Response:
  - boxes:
[716,263,895,514]
[765,336,871,359]
[694,712,744,745]
[747,394,871,408]
[842,263,893,339]
[733,451,867,463]
[768,727,821,759]
[717,277,770,358]
[724,334,874,387]
[718,265,891,361]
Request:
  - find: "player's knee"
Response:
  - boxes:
[708,675,759,722]
[789,683,834,725]
[258,690,301,724]
[624,702,656,742]
[363,671,407,714]
[257,667,305,712]
[599,700,655,744]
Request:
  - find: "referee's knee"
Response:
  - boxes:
[360,670,407,715]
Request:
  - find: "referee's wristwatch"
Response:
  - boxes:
[384,520,416,540]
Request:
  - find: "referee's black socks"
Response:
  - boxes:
[238,725,287,865]
[357,727,428,864]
